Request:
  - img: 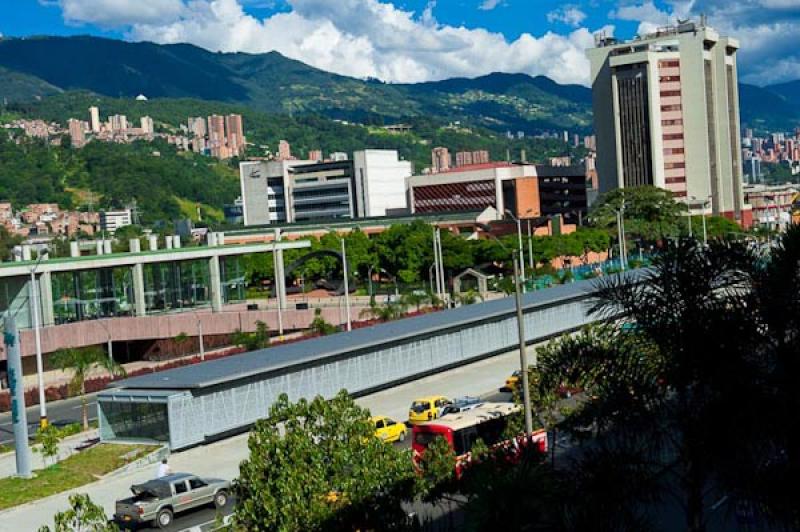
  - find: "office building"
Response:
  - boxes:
[587,20,750,224]
[308,149,323,162]
[68,119,85,148]
[455,150,490,168]
[431,147,451,173]
[208,115,227,158]
[408,163,587,224]
[89,106,100,133]
[353,150,413,217]
[99,209,132,234]
[240,150,411,225]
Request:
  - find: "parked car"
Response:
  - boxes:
[408,395,452,424]
[114,473,230,529]
[440,396,482,416]
[372,416,407,443]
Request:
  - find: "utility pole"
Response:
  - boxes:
[4,318,32,478]
[527,219,534,271]
[341,237,352,331]
[513,255,534,434]
[197,318,205,361]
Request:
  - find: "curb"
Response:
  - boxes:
[102,445,169,479]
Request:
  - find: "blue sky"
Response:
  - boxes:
[1,1,798,85]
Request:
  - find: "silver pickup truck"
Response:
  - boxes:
[114,473,230,529]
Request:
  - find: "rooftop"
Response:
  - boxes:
[106,276,604,392]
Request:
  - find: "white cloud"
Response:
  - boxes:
[478,0,501,11]
[50,0,605,85]
[55,0,186,26]
[546,7,588,28]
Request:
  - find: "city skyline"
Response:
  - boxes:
[1,1,797,87]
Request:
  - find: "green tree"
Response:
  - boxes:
[50,347,126,430]
[232,320,270,351]
[0,225,22,261]
[589,186,683,243]
[232,391,416,532]
[38,493,118,532]
[538,239,762,531]
[35,424,63,467]
[309,308,338,336]
[359,299,408,322]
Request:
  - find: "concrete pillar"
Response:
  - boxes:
[216,232,225,246]
[207,232,217,246]
[209,255,223,312]
[132,263,146,317]
[274,229,287,310]
[173,235,181,249]
[21,245,31,261]
[70,241,80,257]
[103,240,112,255]
[38,271,55,327]
[165,236,174,250]
[96,240,104,255]
[129,239,141,253]
[148,235,158,251]
[13,246,22,261]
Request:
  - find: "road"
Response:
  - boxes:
[0,394,98,446]
[128,497,235,532]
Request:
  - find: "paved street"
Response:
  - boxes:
[1,348,522,531]
[0,395,98,447]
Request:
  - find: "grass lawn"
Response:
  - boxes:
[0,443,160,510]
[0,443,12,455]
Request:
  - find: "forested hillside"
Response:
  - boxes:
[0,135,239,224]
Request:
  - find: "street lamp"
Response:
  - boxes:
[479,224,534,435]
[96,318,114,362]
[613,201,628,271]
[504,210,526,292]
[689,196,709,245]
[325,228,352,332]
[15,248,49,428]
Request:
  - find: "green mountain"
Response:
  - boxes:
[0,35,592,133]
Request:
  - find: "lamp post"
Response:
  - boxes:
[16,249,50,428]
[197,318,205,361]
[613,202,627,271]
[327,231,352,332]
[479,224,534,434]
[526,219,534,271]
[96,319,114,362]
[504,210,526,292]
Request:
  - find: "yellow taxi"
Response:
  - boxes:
[372,416,407,443]
[502,370,522,392]
[408,396,452,425]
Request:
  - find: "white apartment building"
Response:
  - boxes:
[587,20,750,224]
[353,150,412,218]
[99,209,132,234]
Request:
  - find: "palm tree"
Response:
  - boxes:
[537,238,762,531]
[51,347,126,430]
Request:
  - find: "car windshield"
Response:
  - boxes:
[411,401,430,413]
[414,431,439,447]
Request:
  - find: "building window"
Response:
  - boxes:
[662,119,684,126]
[660,90,682,97]
[661,104,683,112]
[663,133,685,140]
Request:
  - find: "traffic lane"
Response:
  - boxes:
[0,395,98,446]
[119,497,235,532]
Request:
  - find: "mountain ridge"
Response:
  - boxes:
[0,35,798,132]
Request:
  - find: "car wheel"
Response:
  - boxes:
[398,430,406,442]
[156,508,173,529]
[214,490,229,508]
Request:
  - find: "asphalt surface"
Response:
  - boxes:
[126,498,235,532]
[0,394,98,446]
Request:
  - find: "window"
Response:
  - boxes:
[375,420,385,429]
[385,419,396,427]
[664,133,684,140]
[189,478,207,490]
[662,119,683,126]
[174,481,188,495]
[661,104,682,112]
[660,90,681,97]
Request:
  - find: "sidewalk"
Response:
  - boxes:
[0,429,99,479]
[0,348,521,531]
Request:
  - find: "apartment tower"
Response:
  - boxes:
[587,20,748,223]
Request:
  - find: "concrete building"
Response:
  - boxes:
[278,140,292,161]
[308,149,323,162]
[208,114,227,158]
[455,150,490,167]
[109,114,128,132]
[140,116,154,136]
[89,106,100,133]
[240,150,412,225]
[188,117,207,138]
[587,20,750,225]
[225,114,245,157]
[353,150,412,217]
[99,209,132,234]
[67,119,85,148]
[431,147,451,173]
[408,162,587,224]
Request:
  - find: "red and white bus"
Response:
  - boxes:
[411,402,547,474]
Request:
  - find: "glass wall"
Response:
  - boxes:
[52,268,135,324]
[221,256,246,303]
[100,401,170,443]
[143,259,210,314]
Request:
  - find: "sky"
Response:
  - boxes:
[1,0,799,86]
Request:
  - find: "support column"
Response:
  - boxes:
[132,263,146,317]
[274,229,287,310]
[209,255,223,312]
[38,271,54,327]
